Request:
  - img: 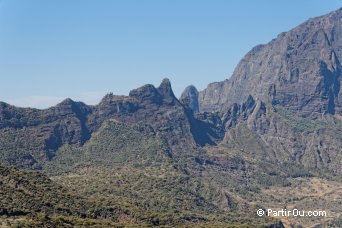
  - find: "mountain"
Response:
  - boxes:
[1,8,342,228]
[196,8,342,175]
[199,8,342,118]
[0,80,286,227]
[0,79,222,169]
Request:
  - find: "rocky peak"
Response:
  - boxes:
[128,78,178,106]
[54,98,89,117]
[99,93,114,104]
[157,78,172,93]
[180,85,199,113]
[57,98,74,105]
[99,93,135,106]
[129,84,163,105]
[199,8,342,119]
[157,78,177,105]
[54,98,77,115]
[221,95,263,129]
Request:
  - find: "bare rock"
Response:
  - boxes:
[199,8,342,119]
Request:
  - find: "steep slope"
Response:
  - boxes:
[43,119,285,227]
[93,78,199,158]
[44,122,220,218]
[0,100,91,168]
[2,8,342,228]
[199,8,342,119]
[195,8,342,175]
[0,79,222,169]
[44,117,342,227]
[0,164,134,227]
[0,163,85,216]
[180,85,199,113]
[205,90,342,174]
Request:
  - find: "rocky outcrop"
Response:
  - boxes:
[221,95,266,129]
[215,92,342,173]
[92,78,222,156]
[199,8,342,119]
[195,9,342,174]
[180,85,199,113]
[0,99,93,168]
[0,79,224,168]
[1,9,342,176]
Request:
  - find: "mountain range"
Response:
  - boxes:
[1,8,342,228]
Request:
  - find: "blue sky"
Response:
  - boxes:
[0,0,341,108]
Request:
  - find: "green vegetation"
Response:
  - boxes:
[329,215,342,228]
[2,119,340,227]
[43,121,170,175]
[273,105,342,132]
[0,128,43,168]
[42,121,224,224]
[0,164,134,226]
[39,121,282,226]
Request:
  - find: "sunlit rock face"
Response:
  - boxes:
[199,8,342,119]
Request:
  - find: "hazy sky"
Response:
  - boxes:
[0,0,341,108]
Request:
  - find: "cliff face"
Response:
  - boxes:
[1,8,342,227]
[1,9,342,174]
[199,8,342,119]
[180,85,199,113]
[0,79,223,168]
[193,8,342,174]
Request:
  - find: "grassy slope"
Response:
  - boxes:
[6,113,341,227]
[41,120,280,227]
[0,164,134,227]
